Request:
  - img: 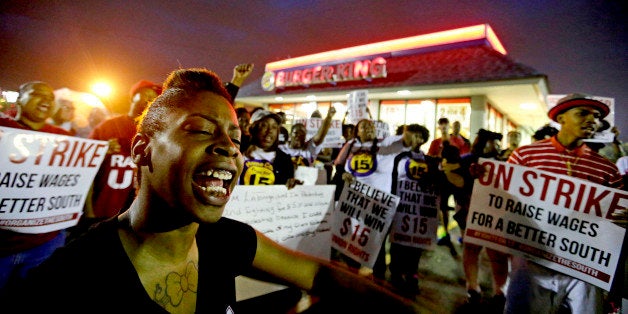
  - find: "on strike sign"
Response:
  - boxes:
[466,158,626,291]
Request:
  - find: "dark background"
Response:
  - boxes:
[1,1,626,134]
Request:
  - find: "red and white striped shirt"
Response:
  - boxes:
[508,137,622,189]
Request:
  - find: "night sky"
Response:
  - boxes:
[1,1,626,134]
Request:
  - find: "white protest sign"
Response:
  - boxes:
[389,180,439,250]
[294,165,327,186]
[294,118,344,148]
[346,90,369,125]
[373,120,391,140]
[223,184,335,301]
[466,158,626,291]
[0,126,108,233]
[332,180,399,268]
[224,184,335,259]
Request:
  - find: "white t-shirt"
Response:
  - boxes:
[338,135,407,194]
[279,140,322,167]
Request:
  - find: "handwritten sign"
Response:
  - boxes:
[389,180,439,250]
[331,180,399,268]
[224,184,335,259]
[0,126,108,233]
[223,184,335,301]
[466,158,626,291]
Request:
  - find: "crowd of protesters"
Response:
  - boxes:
[0,65,626,314]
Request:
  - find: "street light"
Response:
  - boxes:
[91,82,112,98]
[91,81,115,113]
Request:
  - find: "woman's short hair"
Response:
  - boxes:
[137,68,232,137]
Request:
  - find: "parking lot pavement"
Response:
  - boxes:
[360,224,496,314]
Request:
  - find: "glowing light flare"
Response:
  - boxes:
[265,24,507,72]
[91,82,113,98]
[81,93,106,108]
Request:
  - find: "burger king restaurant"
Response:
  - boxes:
[236,24,551,147]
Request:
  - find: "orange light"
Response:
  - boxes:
[91,82,113,98]
[265,24,507,72]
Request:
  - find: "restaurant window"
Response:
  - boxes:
[379,99,437,136]
[487,103,504,133]
[269,101,349,130]
[435,98,471,140]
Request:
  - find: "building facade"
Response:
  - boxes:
[237,24,550,148]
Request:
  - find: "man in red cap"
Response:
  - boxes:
[505,93,624,313]
[72,80,163,238]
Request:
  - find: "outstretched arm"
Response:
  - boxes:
[251,231,419,313]
[311,105,336,146]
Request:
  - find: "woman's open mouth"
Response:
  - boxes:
[192,168,235,201]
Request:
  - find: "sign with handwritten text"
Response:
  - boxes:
[224,184,335,259]
[223,184,335,301]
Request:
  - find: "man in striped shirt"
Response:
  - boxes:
[505,93,623,313]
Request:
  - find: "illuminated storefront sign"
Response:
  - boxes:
[262,57,387,91]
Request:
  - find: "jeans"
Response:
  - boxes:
[0,231,66,291]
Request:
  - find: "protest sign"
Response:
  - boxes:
[294,117,344,148]
[224,184,335,258]
[0,126,108,233]
[294,166,326,186]
[373,120,391,140]
[223,184,335,301]
[331,180,399,268]
[346,90,369,124]
[389,179,439,250]
[465,158,627,291]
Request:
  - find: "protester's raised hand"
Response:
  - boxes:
[468,162,486,179]
[286,178,304,190]
[107,138,121,154]
[341,172,355,184]
[327,105,336,118]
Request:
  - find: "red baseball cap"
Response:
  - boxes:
[548,93,609,121]
[129,80,162,98]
